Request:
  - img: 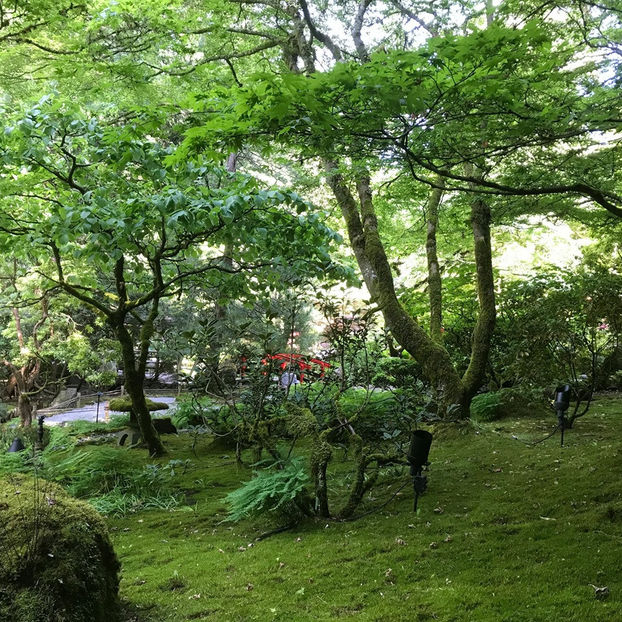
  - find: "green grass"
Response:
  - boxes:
[6,395,622,620]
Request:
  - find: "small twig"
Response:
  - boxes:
[255,523,297,541]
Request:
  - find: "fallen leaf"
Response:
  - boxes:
[589,584,609,600]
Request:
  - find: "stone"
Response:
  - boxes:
[0,475,121,622]
[117,428,142,447]
[153,417,177,434]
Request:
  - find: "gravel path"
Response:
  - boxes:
[43,396,177,426]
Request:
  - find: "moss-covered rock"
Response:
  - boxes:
[108,396,169,412]
[0,474,121,622]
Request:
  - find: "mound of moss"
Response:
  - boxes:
[108,396,169,412]
[0,474,121,622]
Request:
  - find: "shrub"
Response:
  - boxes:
[0,402,14,422]
[172,395,223,428]
[372,357,422,389]
[470,387,543,422]
[470,392,504,422]
[0,474,121,622]
[0,451,32,476]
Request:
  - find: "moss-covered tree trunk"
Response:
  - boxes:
[425,180,445,343]
[325,161,469,415]
[462,194,496,402]
[108,255,165,457]
[461,162,496,405]
[113,320,165,457]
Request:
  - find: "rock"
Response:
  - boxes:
[117,428,142,447]
[153,417,177,435]
[0,474,121,622]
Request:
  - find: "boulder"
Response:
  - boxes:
[153,417,177,435]
[0,474,121,622]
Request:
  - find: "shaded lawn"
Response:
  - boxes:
[102,395,622,621]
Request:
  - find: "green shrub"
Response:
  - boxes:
[0,474,121,622]
[0,452,32,476]
[336,389,406,440]
[372,357,422,389]
[470,392,504,421]
[470,387,543,422]
[172,395,222,428]
[225,458,311,522]
[0,402,14,422]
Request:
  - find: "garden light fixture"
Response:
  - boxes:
[8,437,25,452]
[408,430,433,512]
[554,384,571,446]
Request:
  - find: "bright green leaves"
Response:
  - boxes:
[183,19,618,186]
[0,99,343,314]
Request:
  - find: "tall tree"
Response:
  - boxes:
[177,0,619,413]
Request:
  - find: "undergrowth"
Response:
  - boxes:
[3,395,622,620]
[43,448,187,517]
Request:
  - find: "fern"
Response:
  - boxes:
[225,458,310,522]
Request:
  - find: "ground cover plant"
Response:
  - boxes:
[3,394,621,620]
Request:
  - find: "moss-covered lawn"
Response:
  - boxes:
[45,396,622,620]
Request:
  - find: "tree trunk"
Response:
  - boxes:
[17,391,33,427]
[114,321,166,457]
[324,161,468,416]
[461,165,497,404]
[425,179,445,342]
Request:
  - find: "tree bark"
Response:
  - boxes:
[112,319,166,457]
[324,161,468,416]
[461,168,497,403]
[425,179,445,342]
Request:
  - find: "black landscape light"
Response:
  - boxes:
[8,437,25,452]
[554,384,571,446]
[408,430,433,512]
[37,415,45,448]
[96,392,103,424]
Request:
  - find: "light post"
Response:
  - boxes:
[407,430,433,512]
[95,392,103,423]
[554,384,571,446]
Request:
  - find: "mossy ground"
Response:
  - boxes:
[7,395,622,621]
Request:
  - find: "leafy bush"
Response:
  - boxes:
[372,357,422,389]
[0,452,32,476]
[225,458,311,522]
[172,395,224,429]
[0,402,14,422]
[470,387,544,422]
[470,392,504,422]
